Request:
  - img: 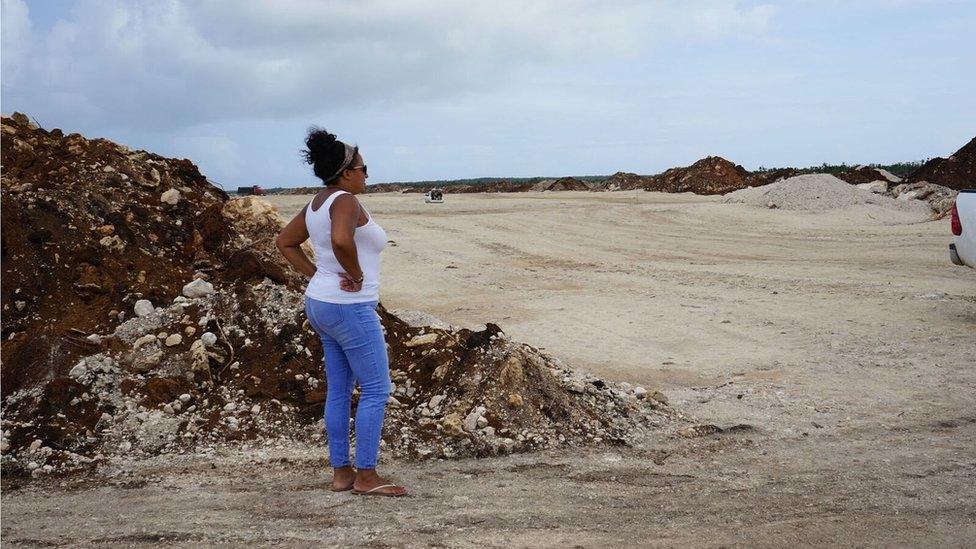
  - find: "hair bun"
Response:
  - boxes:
[303,127,343,166]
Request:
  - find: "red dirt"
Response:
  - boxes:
[907,137,976,191]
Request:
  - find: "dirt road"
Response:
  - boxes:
[4,191,974,547]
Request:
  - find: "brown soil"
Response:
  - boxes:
[833,166,896,185]
[644,156,752,195]
[907,136,976,190]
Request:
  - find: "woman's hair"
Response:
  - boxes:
[303,127,358,185]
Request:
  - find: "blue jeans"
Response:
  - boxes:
[304,298,391,469]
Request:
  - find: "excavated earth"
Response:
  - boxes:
[907,136,976,191]
[0,114,674,480]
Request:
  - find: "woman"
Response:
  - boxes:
[276,128,407,497]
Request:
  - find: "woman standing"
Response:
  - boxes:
[276,128,407,497]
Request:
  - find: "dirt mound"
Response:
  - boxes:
[599,172,649,191]
[0,114,673,477]
[746,168,799,188]
[644,156,751,195]
[531,177,590,192]
[723,173,932,215]
[907,137,976,191]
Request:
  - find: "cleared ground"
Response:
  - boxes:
[3,191,974,547]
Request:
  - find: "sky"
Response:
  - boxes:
[2,1,975,189]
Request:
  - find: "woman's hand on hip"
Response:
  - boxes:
[338,272,363,292]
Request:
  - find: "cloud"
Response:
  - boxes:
[0,0,32,85]
[2,0,777,133]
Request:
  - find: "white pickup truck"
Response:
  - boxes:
[950,190,976,268]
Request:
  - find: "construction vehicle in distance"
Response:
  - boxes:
[424,188,444,203]
[236,185,266,196]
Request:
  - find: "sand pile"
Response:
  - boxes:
[1,114,672,478]
[907,137,976,191]
[723,173,932,215]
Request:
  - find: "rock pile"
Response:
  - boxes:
[887,181,958,217]
[723,173,932,215]
[1,114,674,478]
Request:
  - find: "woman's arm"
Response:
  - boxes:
[329,195,365,289]
[275,205,316,278]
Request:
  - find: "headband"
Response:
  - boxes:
[326,143,357,182]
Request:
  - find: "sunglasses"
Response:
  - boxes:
[348,164,368,177]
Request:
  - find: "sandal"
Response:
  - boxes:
[351,484,408,497]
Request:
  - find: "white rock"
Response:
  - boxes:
[149,167,161,184]
[29,439,42,452]
[133,299,154,317]
[68,362,88,380]
[856,181,887,194]
[633,386,647,397]
[0,439,10,453]
[405,333,438,347]
[463,409,482,433]
[163,404,174,414]
[133,334,157,350]
[201,332,217,346]
[182,279,214,299]
[251,405,261,414]
[164,334,183,347]
[14,301,26,311]
[179,393,192,403]
[223,402,237,412]
[160,188,181,205]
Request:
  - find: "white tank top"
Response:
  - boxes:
[304,190,388,304]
